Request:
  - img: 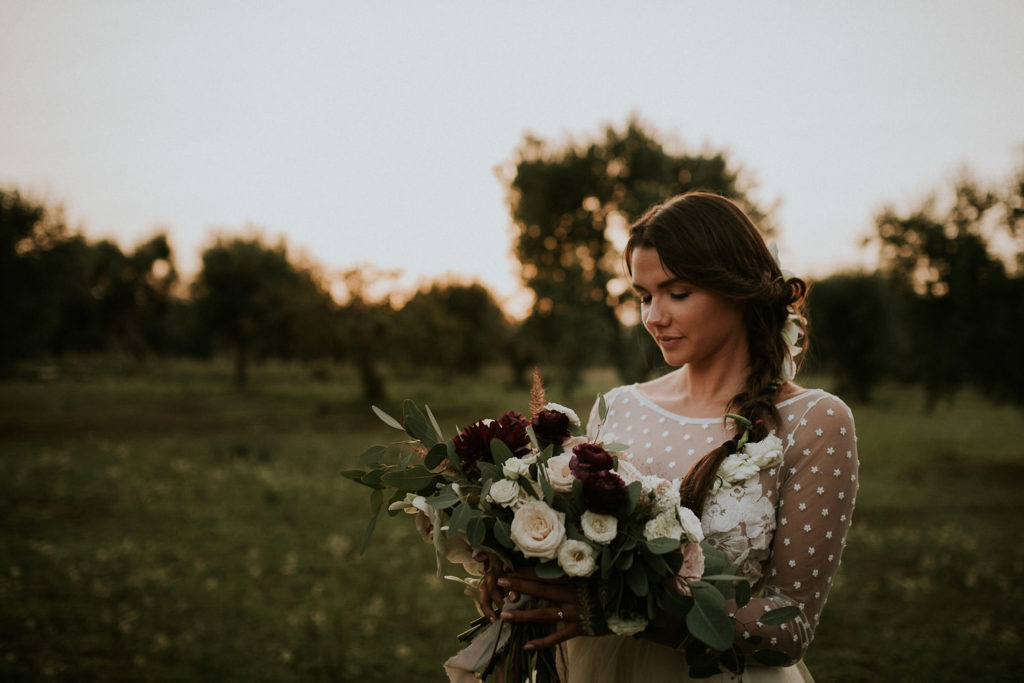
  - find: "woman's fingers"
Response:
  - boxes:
[500,604,576,623]
[478,573,504,621]
[498,576,574,603]
[524,622,580,650]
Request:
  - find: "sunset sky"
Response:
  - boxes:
[2,0,1022,314]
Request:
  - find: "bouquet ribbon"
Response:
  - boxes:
[443,594,531,682]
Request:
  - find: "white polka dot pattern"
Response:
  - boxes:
[587,384,859,662]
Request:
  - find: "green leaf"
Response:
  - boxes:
[447,502,473,536]
[478,461,502,482]
[645,537,681,555]
[357,513,380,555]
[424,403,445,442]
[446,441,461,473]
[371,405,403,430]
[686,582,733,651]
[601,545,613,580]
[598,394,608,422]
[603,442,629,452]
[359,445,387,465]
[489,438,514,467]
[535,562,565,579]
[735,579,751,608]
[759,606,801,626]
[403,400,436,447]
[380,465,439,492]
[426,488,460,509]
[625,562,649,597]
[370,488,383,515]
[624,480,642,515]
[341,468,368,482]
[493,519,513,548]
[466,516,486,547]
[616,552,634,571]
[659,585,694,617]
[424,442,448,469]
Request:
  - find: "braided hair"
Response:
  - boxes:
[624,192,808,512]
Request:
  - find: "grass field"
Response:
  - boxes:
[2,359,1022,682]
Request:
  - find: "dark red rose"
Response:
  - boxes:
[581,470,627,513]
[496,411,531,455]
[531,409,571,445]
[452,420,498,472]
[569,443,615,480]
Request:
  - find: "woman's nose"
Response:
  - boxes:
[644,298,668,327]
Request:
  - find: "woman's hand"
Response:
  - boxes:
[497,569,585,650]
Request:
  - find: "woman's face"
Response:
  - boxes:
[630,247,747,368]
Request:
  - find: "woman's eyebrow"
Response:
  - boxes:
[631,277,686,293]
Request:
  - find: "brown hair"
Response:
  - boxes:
[624,191,807,511]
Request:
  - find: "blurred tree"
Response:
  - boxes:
[871,170,1024,407]
[395,281,509,378]
[192,235,333,390]
[335,267,398,403]
[806,274,905,402]
[502,117,770,389]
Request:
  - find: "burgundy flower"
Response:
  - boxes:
[569,443,615,480]
[531,409,571,445]
[496,411,531,455]
[452,420,498,472]
[581,470,627,514]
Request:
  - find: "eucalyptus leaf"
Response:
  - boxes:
[358,445,387,465]
[426,488,460,509]
[369,488,383,515]
[624,481,642,515]
[424,403,445,442]
[604,442,629,452]
[478,462,503,482]
[493,519,513,548]
[735,579,752,608]
[686,582,734,651]
[380,466,438,492]
[645,537,681,555]
[489,438,514,467]
[357,513,380,555]
[466,516,486,547]
[447,502,473,536]
[598,394,608,422]
[403,400,436,447]
[424,442,448,470]
[446,441,461,472]
[759,605,801,626]
[371,405,403,430]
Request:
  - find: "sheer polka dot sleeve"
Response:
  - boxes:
[730,394,859,661]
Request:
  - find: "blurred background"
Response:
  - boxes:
[2,1,1023,681]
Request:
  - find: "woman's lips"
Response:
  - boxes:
[656,335,683,347]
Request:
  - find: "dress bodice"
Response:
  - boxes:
[587,384,859,659]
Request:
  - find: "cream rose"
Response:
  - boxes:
[502,456,531,480]
[510,499,566,560]
[488,478,521,508]
[545,453,576,493]
[642,474,681,513]
[557,539,597,577]
[674,541,706,595]
[580,510,618,544]
[717,453,760,484]
[615,459,643,487]
[742,434,784,469]
[643,510,683,542]
[677,506,704,543]
[544,402,581,426]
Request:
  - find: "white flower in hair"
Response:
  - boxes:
[543,402,581,426]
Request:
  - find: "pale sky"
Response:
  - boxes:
[2,0,1022,314]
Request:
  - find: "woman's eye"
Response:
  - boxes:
[669,291,691,301]
[637,295,652,305]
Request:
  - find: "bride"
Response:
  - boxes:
[478,192,859,682]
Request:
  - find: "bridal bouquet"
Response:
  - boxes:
[342,378,791,680]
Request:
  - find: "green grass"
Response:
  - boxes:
[1,359,1022,681]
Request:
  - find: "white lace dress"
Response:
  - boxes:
[560,385,859,682]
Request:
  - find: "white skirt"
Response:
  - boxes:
[559,635,813,683]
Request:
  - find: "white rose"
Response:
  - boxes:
[520,452,538,465]
[545,453,576,493]
[717,453,760,484]
[557,539,597,577]
[643,510,683,542]
[544,402,581,426]
[488,479,521,508]
[509,499,566,560]
[580,510,618,544]
[742,434,784,469]
[502,456,531,480]
[607,614,648,636]
[642,475,680,513]
[677,506,704,543]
